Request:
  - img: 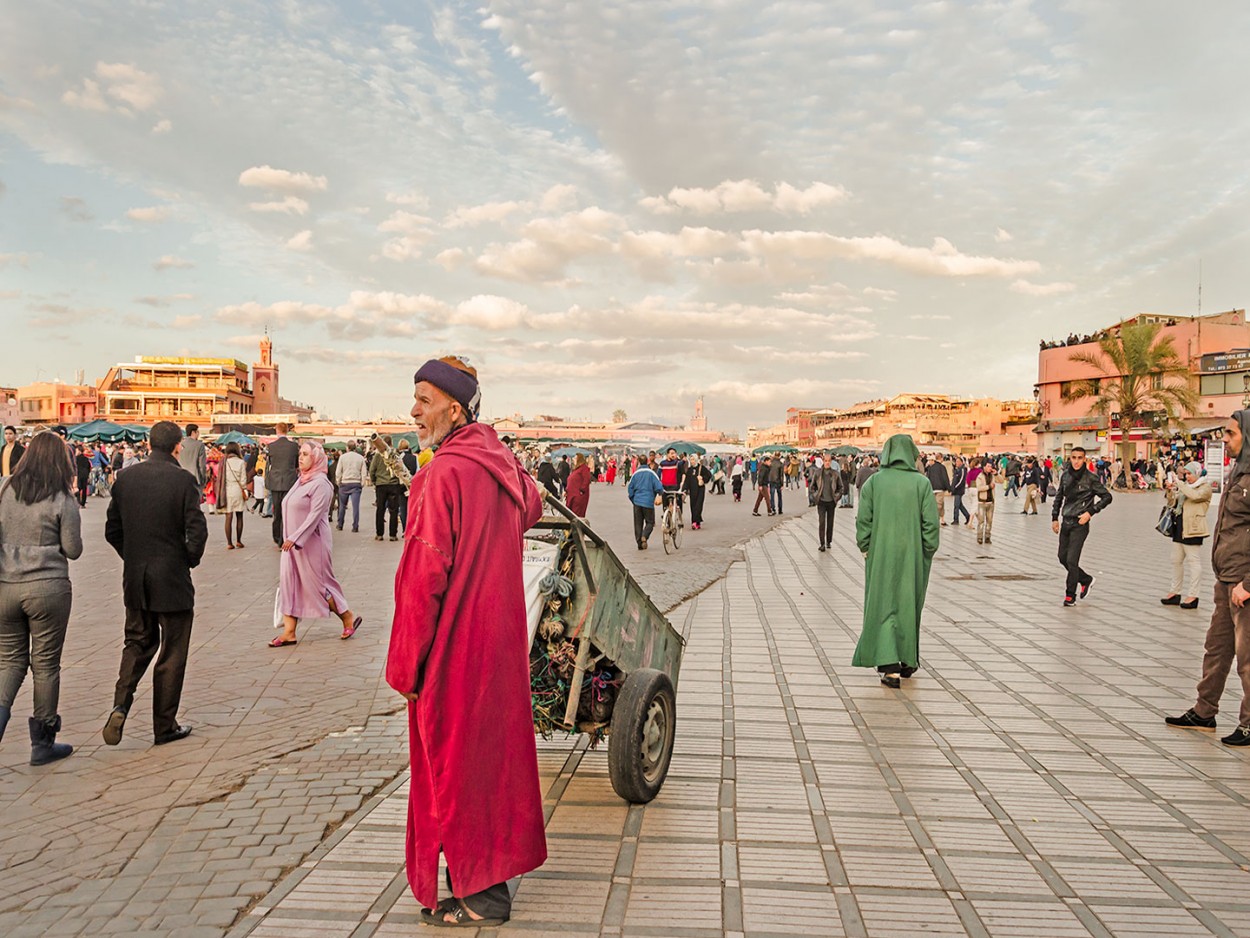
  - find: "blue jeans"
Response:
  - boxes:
[337,483,362,530]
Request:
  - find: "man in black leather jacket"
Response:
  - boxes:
[1051,447,1113,606]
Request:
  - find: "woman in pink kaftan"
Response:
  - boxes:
[270,442,360,647]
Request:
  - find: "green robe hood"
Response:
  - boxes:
[880,433,921,472]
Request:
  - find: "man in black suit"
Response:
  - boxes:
[265,422,300,547]
[1,425,24,478]
[102,420,208,746]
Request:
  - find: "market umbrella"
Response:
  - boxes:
[549,445,592,458]
[752,443,797,455]
[832,444,861,457]
[215,430,256,447]
[667,441,707,456]
[122,424,150,442]
[322,441,347,452]
[67,419,130,443]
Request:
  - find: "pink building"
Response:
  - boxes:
[1036,309,1248,458]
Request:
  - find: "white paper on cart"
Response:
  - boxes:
[523,539,560,646]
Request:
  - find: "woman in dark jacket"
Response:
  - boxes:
[74,445,92,508]
[685,456,713,530]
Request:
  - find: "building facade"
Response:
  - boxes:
[1036,309,1249,458]
[748,395,1038,454]
[97,357,255,423]
[17,382,98,425]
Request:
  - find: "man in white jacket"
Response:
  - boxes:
[335,440,367,532]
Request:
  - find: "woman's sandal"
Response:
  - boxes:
[341,615,363,640]
[419,899,506,928]
[269,636,297,647]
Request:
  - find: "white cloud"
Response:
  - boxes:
[286,230,313,252]
[171,314,202,328]
[643,180,848,215]
[995,227,1013,243]
[741,231,1041,278]
[473,207,624,282]
[378,210,434,260]
[539,184,578,213]
[135,293,194,307]
[238,165,328,194]
[153,255,194,270]
[151,118,172,135]
[62,62,162,113]
[249,196,309,215]
[126,205,169,223]
[445,200,528,228]
[386,191,429,208]
[1010,279,1076,296]
[0,253,33,269]
[863,287,898,301]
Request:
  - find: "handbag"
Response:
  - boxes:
[1156,505,1176,537]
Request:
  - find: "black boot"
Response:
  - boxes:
[29,715,73,766]
[0,704,9,743]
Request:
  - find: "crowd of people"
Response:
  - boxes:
[5,385,1250,929]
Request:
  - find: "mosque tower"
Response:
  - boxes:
[253,331,280,414]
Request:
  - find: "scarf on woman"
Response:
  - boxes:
[298,441,327,486]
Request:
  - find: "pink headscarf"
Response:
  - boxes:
[298,441,328,485]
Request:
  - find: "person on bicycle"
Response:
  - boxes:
[658,447,687,519]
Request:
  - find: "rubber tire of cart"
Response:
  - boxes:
[608,668,677,804]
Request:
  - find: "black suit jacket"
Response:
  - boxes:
[105,451,208,612]
[266,437,300,492]
[1,441,23,474]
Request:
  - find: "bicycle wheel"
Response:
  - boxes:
[671,512,682,550]
[662,509,674,554]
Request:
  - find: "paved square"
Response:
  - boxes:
[3,485,1250,936]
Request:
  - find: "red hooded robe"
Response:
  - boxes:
[386,422,546,908]
[564,463,591,517]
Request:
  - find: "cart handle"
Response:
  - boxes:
[540,492,605,547]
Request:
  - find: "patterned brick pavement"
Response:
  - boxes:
[0,481,796,937]
[5,483,1250,936]
[231,492,1250,938]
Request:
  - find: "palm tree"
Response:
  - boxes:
[1065,321,1199,470]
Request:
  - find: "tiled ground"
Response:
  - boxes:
[232,495,1250,938]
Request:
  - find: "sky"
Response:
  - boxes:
[2,1,1250,433]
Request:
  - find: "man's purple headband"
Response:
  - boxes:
[414,359,480,421]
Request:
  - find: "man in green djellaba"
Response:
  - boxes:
[853,434,940,688]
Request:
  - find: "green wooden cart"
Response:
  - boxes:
[528,496,685,803]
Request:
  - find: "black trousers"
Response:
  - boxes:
[688,487,706,524]
[375,483,403,537]
[817,502,836,545]
[113,607,194,738]
[1058,520,1093,597]
[271,488,289,545]
[633,505,655,543]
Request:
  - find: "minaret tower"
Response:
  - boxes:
[253,330,280,413]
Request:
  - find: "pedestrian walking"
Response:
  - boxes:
[1160,461,1211,609]
[752,455,774,516]
[176,423,208,492]
[976,460,997,544]
[1051,446,1112,607]
[1166,412,1250,745]
[270,442,361,647]
[924,455,950,526]
[565,453,592,518]
[335,440,366,531]
[853,434,940,688]
[387,356,546,926]
[1021,457,1042,514]
[213,441,250,550]
[769,454,784,513]
[730,457,745,502]
[397,440,419,532]
[627,457,663,549]
[266,424,300,546]
[0,433,83,764]
[1,426,25,479]
[685,455,711,529]
[950,456,971,526]
[74,444,91,508]
[812,450,844,552]
[102,421,207,747]
[369,436,404,541]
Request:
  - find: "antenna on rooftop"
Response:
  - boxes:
[1198,259,1202,315]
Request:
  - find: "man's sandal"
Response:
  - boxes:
[420,898,506,928]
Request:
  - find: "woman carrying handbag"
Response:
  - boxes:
[1160,461,1211,609]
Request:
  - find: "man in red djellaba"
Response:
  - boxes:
[386,356,546,928]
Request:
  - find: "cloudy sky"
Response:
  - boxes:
[2,1,1249,432]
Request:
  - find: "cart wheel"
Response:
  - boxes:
[608,668,676,803]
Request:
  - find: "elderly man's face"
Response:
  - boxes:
[412,382,462,449]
